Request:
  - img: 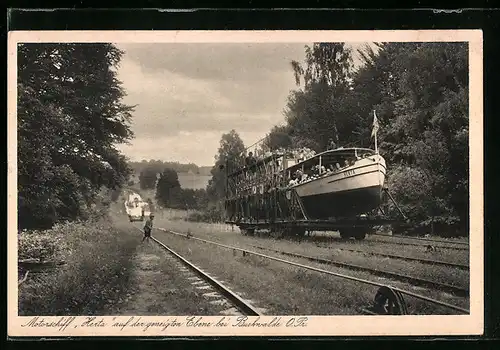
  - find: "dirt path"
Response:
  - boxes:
[114,237,243,316]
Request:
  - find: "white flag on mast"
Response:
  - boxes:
[371,110,380,138]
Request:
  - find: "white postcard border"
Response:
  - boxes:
[7,29,484,337]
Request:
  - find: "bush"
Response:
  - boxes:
[18,219,138,315]
[18,226,69,263]
[185,206,224,223]
[386,165,464,237]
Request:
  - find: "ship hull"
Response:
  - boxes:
[300,185,383,219]
[292,156,386,219]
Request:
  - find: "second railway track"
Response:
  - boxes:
[248,244,468,297]
[371,232,469,246]
[310,245,468,270]
[365,236,469,251]
[340,247,467,270]
[236,231,469,270]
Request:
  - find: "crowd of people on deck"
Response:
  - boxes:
[234,139,360,192]
[291,147,317,163]
[287,160,354,187]
[244,146,318,168]
[243,137,340,168]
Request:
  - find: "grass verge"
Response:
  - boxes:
[18,219,138,316]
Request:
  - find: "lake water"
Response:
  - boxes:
[177,173,211,190]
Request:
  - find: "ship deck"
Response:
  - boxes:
[225,215,404,231]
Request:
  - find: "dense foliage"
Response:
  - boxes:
[18,43,134,230]
[129,160,211,176]
[18,220,137,315]
[206,129,246,205]
[155,168,181,207]
[138,167,158,190]
[264,42,469,236]
[155,168,208,210]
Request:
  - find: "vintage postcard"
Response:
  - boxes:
[8,29,483,337]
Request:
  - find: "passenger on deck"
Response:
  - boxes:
[245,152,256,166]
[314,165,321,175]
[305,148,316,159]
[327,138,336,150]
[306,166,314,178]
[297,149,305,162]
[314,165,321,178]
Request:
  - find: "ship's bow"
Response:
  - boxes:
[297,154,386,219]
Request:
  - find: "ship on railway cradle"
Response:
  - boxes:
[223,133,407,240]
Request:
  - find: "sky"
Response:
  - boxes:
[115,42,372,167]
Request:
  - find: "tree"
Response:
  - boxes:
[206,130,246,204]
[128,160,201,175]
[285,43,355,151]
[377,42,469,235]
[17,43,134,230]
[155,168,182,208]
[263,125,293,151]
[175,188,209,210]
[261,41,469,236]
[291,43,353,89]
[138,166,158,190]
[193,189,209,209]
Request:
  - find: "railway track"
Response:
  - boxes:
[365,236,469,251]
[278,230,469,251]
[242,231,469,270]
[372,233,469,246]
[156,227,469,315]
[321,246,468,270]
[136,228,263,317]
[248,244,468,297]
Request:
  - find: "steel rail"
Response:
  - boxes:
[372,232,469,246]
[248,244,468,297]
[241,231,469,269]
[158,228,469,315]
[136,228,262,316]
[364,237,469,251]
[329,246,469,270]
[370,233,469,246]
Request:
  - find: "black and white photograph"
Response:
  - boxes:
[8,30,483,337]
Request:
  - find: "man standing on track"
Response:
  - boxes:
[142,213,154,242]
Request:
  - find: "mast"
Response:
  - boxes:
[372,110,379,155]
[372,109,382,192]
